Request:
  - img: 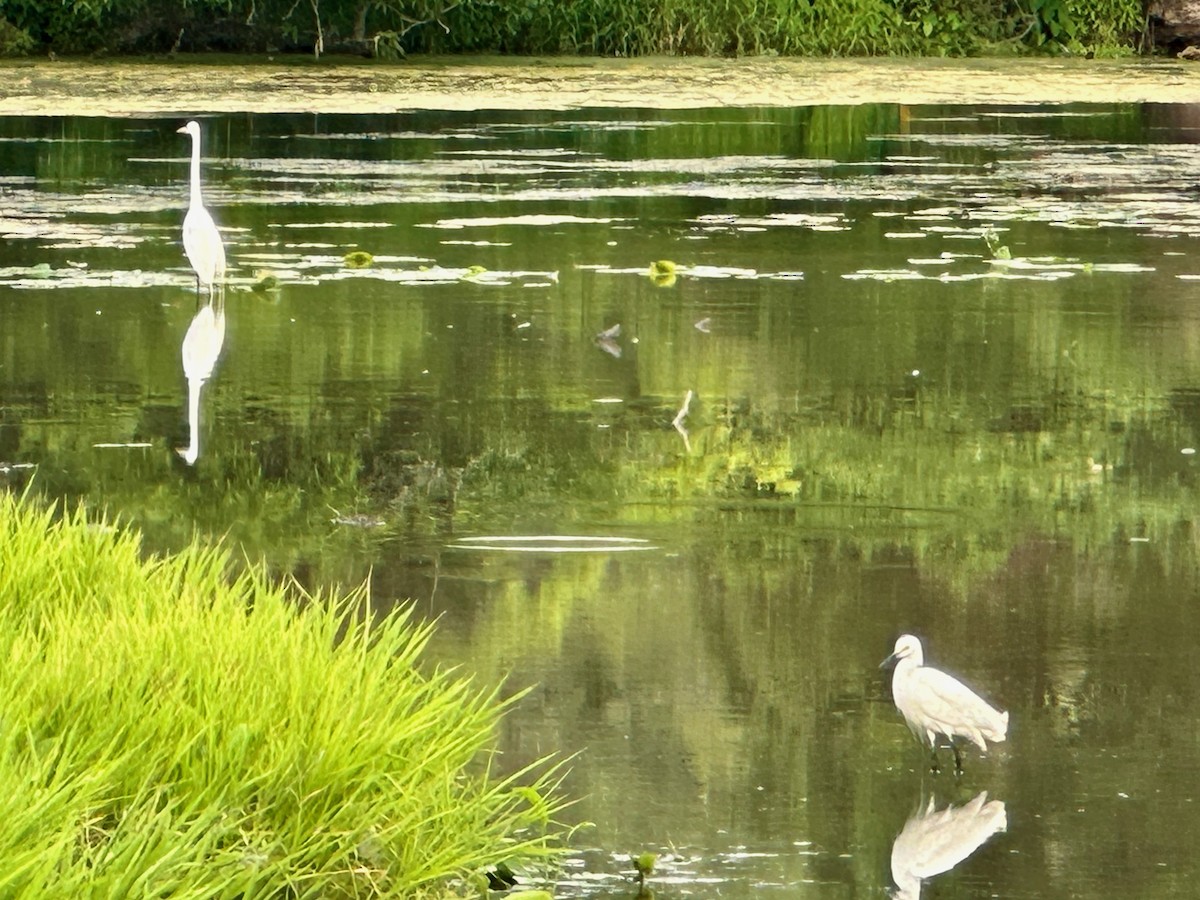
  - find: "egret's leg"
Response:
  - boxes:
[929,745,941,775]
[952,741,964,776]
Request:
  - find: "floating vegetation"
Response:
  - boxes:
[633,851,658,885]
[983,227,1012,260]
[692,212,850,232]
[648,259,677,287]
[343,249,374,268]
[251,270,281,293]
[0,265,185,290]
[842,269,927,282]
[420,214,626,230]
[587,263,802,281]
[845,254,1152,282]
[234,252,559,288]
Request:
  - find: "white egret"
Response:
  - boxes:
[890,792,1007,900]
[177,120,226,296]
[881,634,1008,774]
[178,300,226,466]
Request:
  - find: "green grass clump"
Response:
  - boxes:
[423,0,1144,56]
[0,491,563,897]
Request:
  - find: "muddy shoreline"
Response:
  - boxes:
[3,56,1200,115]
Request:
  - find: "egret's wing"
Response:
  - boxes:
[909,667,1007,739]
[182,207,227,283]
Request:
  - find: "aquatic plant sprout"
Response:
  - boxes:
[0,491,564,896]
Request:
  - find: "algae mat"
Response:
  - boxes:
[3,56,1200,115]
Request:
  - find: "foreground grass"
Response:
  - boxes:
[0,491,562,897]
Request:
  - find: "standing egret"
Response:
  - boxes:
[178,300,226,466]
[177,120,226,297]
[881,634,1008,774]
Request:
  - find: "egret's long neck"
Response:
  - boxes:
[188,133,203,208]
[181,378,202,466]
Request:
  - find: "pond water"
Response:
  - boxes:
[5,103,1200,898]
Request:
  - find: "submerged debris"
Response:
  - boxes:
[595,323,622,358]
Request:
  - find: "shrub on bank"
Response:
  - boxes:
[0,17,34,55]
[428,0,1144,55]
[0,491,561,897]
[3,0,1146,56]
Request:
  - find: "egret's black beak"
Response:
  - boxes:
[879,651,900,670]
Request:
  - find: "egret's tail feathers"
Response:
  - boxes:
[984,709,1009,743]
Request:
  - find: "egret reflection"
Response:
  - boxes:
[889,792,1007,900]
[178,297,226,465]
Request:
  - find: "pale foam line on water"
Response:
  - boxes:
[460,535,650,543]
[449,545,659,553]
[418,214,626,229]
[275,221,394,229]
[449,535,657,553]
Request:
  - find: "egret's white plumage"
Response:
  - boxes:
[178,301,226,466]
[882,634,1008,773]
[890,792,1007,900]
[177,120,226,295]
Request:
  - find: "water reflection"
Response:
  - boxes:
[889,792,1007,900]
[177,295,226,466]
[671,389,694,452]
[10,106,1200,899]
[594,323,623,359]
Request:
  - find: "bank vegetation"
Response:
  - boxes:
[0,490,561,897]
[0,0,1147,59]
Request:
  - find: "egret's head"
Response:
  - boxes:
[177,120,201,139]
[880,633,924,669]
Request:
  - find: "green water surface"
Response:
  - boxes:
[3,103,1200,898]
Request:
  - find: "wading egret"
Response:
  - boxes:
[881,634,1008,774]
[178,299,226,466]
[177,120,226,296]
[890,792,1007,900]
